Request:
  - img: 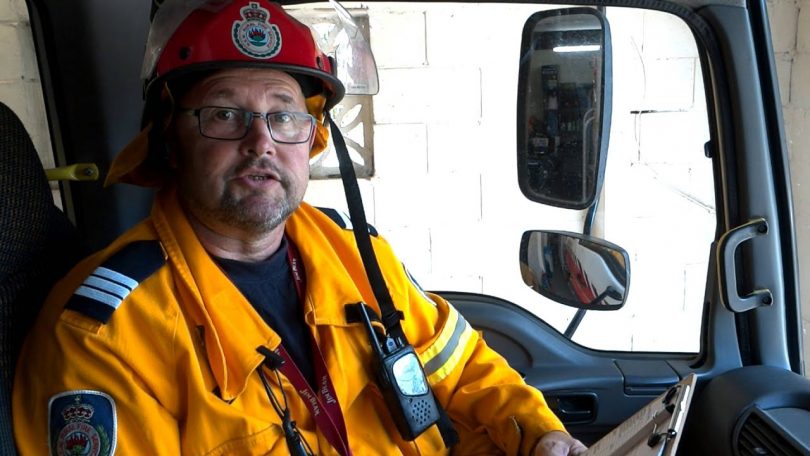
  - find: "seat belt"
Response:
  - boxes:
[327,114,458,448]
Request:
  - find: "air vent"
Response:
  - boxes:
[736,408,807,456]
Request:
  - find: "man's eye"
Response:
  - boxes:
[212,109,238,122]
[269,112,294,124]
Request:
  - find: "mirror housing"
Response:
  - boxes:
[520,230,629,310]
[517,8,612,210]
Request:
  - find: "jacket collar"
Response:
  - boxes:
[149,188,375,404]
[151,187,278,401]
[285,205,373,328]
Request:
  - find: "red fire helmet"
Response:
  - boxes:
[144,0,345,111]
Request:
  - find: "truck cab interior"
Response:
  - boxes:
[1,0,809,454]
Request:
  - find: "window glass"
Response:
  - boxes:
[303,3,713,352]
[572,8,713,351]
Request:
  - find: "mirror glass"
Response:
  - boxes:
[517,8,611,209]
[520,230,629,310]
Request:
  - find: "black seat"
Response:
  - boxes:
[0,102,87,454]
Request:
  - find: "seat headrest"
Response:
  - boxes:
[0,102,52,278]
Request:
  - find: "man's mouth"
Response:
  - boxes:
[237,168,280,182]
[234,161,282,185]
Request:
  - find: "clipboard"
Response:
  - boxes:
[583,373,696,456]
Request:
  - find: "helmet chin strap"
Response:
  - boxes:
[325,112,404,339]
[325,112,458,448]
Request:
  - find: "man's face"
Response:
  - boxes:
[171,68,313,238]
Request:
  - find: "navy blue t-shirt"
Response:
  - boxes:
[213,238,315,386]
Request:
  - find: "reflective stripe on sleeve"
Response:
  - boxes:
[421,307,475,384]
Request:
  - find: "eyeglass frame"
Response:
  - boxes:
[178,106,317,144]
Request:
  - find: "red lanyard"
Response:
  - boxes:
[270,239,352,456]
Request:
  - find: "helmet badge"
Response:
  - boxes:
[232,2,282,59]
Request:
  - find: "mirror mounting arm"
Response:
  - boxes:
[566,195,602,339]
[564,308,587,339]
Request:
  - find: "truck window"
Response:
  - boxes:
[304,3,713,353]
[573,8,712,351]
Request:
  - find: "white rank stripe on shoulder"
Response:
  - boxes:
[75,266,140,310]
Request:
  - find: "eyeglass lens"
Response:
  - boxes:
[197,107,314,143]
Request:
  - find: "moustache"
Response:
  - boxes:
[232,158,286,183]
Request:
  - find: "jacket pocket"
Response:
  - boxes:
[203,424,288,456]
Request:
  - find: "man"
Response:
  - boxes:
[13,1,587,454]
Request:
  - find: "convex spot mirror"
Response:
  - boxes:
[517,8,612,210]
[520,230,629,310]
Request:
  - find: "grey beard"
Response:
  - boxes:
[177,155,305,237]
[217,186,299,235]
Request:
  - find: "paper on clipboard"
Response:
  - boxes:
[582,373,696,456]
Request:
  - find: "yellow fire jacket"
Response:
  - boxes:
[13,187,566,455]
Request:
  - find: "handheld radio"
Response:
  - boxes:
[357,303,442,440]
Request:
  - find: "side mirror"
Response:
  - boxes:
[517,8,612,210]
[520,230,629,310]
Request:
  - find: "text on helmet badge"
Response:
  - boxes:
[232,2,282,59]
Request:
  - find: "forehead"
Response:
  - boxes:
[184,68,305,105]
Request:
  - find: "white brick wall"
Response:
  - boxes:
[369,10,427,68]
[0,0,26,22]
[799,0,810,52]
[769,0,799,53]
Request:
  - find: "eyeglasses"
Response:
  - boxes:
[180,106,316,144]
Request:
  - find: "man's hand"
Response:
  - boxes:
[532,430,588,456]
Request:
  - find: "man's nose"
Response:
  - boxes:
[243,113,277,156]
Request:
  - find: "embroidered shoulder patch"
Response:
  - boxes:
[316,207,378,237]
[65,240,165,323]
[48,390,117,456]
